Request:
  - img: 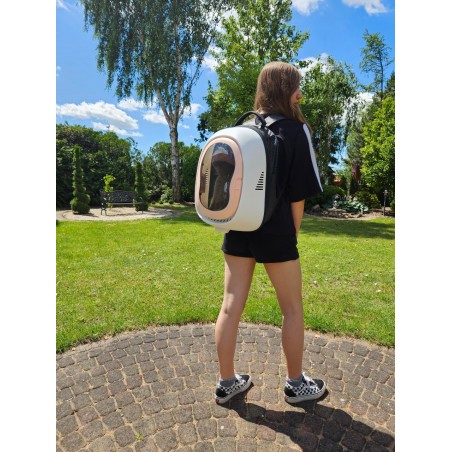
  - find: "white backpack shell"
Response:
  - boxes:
[195,125,268,233]
[195,111,287,233]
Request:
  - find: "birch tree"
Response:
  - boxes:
[81,0,236,201]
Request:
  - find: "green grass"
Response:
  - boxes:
[56,206,394,352]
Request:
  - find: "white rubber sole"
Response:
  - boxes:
[214,376,252,404]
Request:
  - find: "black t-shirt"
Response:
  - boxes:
[254,118,323,236]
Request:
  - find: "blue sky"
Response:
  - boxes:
[56,0,394,155]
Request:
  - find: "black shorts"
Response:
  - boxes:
[222,231,299,263]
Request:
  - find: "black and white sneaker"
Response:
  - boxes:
[214,374,252,404]
[284,372,326,403]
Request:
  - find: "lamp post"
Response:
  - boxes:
[383,190,388,216]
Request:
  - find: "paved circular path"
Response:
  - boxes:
[57,323,395,451]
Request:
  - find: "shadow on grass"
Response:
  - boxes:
[226,394,394,450]
[167,208,395,240]
[301,216,395,240]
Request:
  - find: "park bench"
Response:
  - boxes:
[99,190,145,215]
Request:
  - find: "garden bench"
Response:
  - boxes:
[99,190,144,215]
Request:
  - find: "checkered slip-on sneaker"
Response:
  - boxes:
[284,372,326,403]
[214,374,252,404]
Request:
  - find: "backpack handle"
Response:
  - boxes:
[234,111,267,127]
[234,111,286,127]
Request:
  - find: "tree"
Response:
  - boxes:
[70,145,90,214]
[134,161,149,211]
[142,141,201,202]
[359,30,393,100]
[360,95,395,197]
[198,0,309,139]
[81,0,236,202]
[299,56,360,184]
[344,71,395,195]
[57,124,136,207]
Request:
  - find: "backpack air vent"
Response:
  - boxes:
[255,172,265,190]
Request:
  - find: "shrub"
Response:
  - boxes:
[306,185,346,210]
[159,186,173,204]
[355,190,381,209]
[134,161,149,212]
[390,199,395,215]
[338,200,369,213]
[70,145,90,214]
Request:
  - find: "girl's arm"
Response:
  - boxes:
[291,199,305,237]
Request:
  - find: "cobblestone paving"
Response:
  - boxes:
[56,323,395,451]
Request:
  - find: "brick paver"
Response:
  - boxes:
[56,323,395,451]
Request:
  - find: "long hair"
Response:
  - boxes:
[254,61,312,133]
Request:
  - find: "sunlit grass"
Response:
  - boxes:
[56,207,394,352]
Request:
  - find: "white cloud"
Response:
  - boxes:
[118,98,148,111]
[202,54,218,71]
[184,103,202,116]
[92,122,143,138]
[143,102,202,125]
[56,101,139,130]
[56,0,69,10]
[56,66,61,77]
[299,53,330,77]
[341,0,388,14]
[292,0,324,15]
[143,110,168,125]
[181,125,190,129]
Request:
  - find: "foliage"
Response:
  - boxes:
[70,145,90,214]
[103,174,115,192]
[180,144,201,202]
[337,200,369,214]
[361,95,395,196]
[197,0,308,139]
[390,199,395,215]
[134,161,149,212]
[298,55,360,184]
[142,141,201,202]
[360,29,394,99]
[80,0,237,202]
[355,190,381,209]
[57,124,135,208]
[159,186,173,204]
[305,185,346,210]
[56,212,395,352]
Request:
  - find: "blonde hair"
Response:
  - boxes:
[254,61,311,132]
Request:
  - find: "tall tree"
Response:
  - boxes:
[134,161,148,211]
[197,0,309,139]
[70,145,90,214]
[360,95,395,197]
[299,56,360,184]
[359,30,393,100]
[81,0,236,202]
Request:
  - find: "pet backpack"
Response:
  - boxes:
[194,111,290,233]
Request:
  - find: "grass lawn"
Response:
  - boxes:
[56,205,395,353]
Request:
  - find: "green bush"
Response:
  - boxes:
[159,186,173,204]
[390,199,395,215]
[338,200,369,213]
[70,196,90,214]
[306,185,346,210]
[355,190,381,209]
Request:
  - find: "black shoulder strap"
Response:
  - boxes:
[235,111,287,128]
[264,114,286,127]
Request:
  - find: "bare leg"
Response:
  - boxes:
[215,254,256,379]
[264,259,304,379]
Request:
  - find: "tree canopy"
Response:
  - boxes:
[299,56,360,184]
[360,29,393,100]
[197,0,308,139]
[81,0,236,201]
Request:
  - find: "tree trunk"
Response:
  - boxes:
[169,126,181,202]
